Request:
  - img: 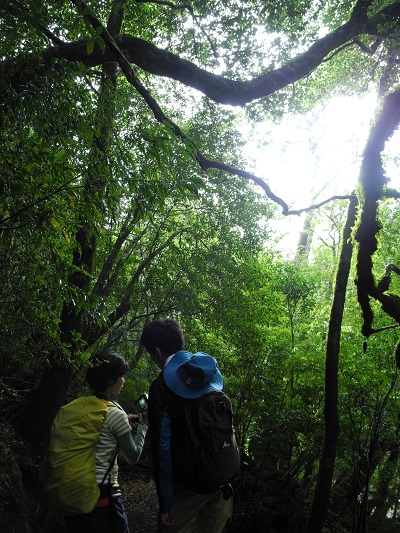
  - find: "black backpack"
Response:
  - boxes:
[176,390,240,494]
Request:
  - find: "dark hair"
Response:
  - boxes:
[86,350,130,392]
[140,318,184,357]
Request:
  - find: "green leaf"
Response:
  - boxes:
[51,217,60,231]
[87,39,95,55]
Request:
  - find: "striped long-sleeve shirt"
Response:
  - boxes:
[95,403,147,486]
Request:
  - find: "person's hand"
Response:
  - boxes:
[128,413,140,428]
[158,509,174,527]
[139,407,149,425]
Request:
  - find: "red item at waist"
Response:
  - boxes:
[96,496,109,508]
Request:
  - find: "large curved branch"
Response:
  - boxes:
[70,2,367,217]
[3,1,383,219]
[4,0,399,227]
[3,2,400,106]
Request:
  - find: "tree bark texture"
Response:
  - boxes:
[355,88,400,335]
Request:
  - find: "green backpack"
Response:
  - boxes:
[38,395,116,515]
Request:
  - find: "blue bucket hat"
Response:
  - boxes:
[163,350,223,399]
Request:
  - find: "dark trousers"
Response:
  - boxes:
[64,496,130,533]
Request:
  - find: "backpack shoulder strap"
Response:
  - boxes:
[183,397,200,446]
[95,398,122,487]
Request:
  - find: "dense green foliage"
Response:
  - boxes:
[2,0,400,532]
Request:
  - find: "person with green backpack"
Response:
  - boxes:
[38,350,148,533]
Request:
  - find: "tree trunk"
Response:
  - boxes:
[305,196,358,533]
[9,358,73,449]
[369,446,399,525]
[10,1,125,448]
[295,212,314,262]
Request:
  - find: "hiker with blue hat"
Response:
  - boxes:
[140,318,236,533]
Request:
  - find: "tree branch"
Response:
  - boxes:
[134,0,218,57]
[350,0,375,21]
[287,195,356,216]
[4,2,400,105]
[136,0,194,13]
[86,227,188,343]
[97,226,150,299]
[92,216,147,297]
[70,1,294,212]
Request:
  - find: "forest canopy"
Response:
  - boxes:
[2,1,400,532]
